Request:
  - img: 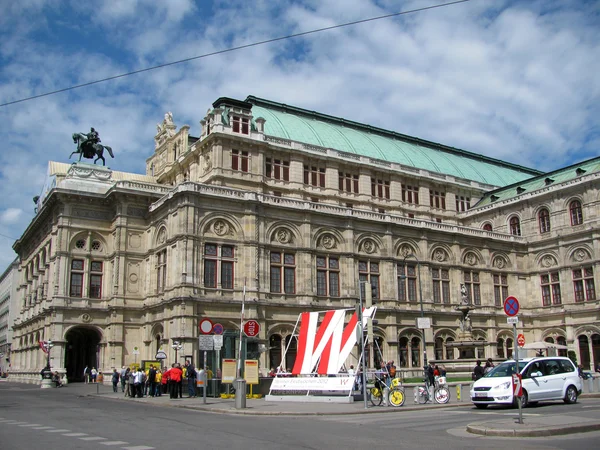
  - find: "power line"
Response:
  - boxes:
[0,0,471,107]
[0,231,18,241]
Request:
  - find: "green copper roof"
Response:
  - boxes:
[245,96,541,187]
[474,157,600,208]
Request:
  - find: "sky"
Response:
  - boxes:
[0,0,599,271]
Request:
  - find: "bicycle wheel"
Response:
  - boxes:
[388,387,405,407]
[369,387,383,406]
[417,387,428,404]
[434,387,450,404]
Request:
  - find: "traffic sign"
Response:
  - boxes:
[517,334,525,347]
[155,350,167,360]
[512,373,522,397]
[213,335,223,349]
[504,296,520,317]
[213,323,224,335]
[243,319,260,337]
[198,335,214,350]
[507,316,519,324]
[199,318,214,335]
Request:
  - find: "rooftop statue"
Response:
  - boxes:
[70,127,114,166]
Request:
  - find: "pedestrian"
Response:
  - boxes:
[167,363,182,399]
[53,371,63,387]
[426,361,435,387]
[123,368,131,397]
[90,367,98,383]
[120,366,127,392]
[155,367,162,396]
[83,365,89,383]
[185,361,197,398]
[148,365,157,397]
[111,369,120,392]
[472,360,484,381]
[484,359,494,374]
[161,367,169,395]
[176,363,184,398]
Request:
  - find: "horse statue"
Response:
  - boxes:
[70,132,114,166]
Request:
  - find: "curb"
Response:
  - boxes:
[466,422,600,437]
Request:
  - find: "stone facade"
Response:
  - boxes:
[8,96,600,383]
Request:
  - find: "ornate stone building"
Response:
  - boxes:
[9,96,600,383]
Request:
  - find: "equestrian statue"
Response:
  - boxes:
[70,127,114,166]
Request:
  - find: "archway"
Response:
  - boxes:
[65,327,102,382]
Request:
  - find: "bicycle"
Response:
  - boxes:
[368,374,405,407]
[416,376,450,404]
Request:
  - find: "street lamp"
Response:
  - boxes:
[45,340,54,369]
[401,254,427,368]
[171,340,182,363]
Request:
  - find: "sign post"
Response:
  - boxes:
[504,296,523,424]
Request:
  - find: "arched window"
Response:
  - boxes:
[483,223,493,232]
[570,200,583,226]
[477,338,485,359]
[155,334,161,354]
[579,335,590,369]
[497,338,505,358]
[557,336,568,357]
[410,337,421,367]
[398,337,409,367]
[445,338,454,360]
[509,217,521,236]
[506,338,513,358]
[538,208,551,233]
[269,334,282,371]
[285,335,297,372]
[435,337,444,360]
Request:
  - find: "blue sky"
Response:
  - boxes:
[0,0,599,271]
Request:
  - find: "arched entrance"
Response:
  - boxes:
[65,327,102,382]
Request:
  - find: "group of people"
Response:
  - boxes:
[115,361,208,399]
[472,358,495,381]
[83,366,99,383]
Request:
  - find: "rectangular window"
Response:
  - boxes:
[338,172,359,193]
[157,250,167,293]
[371,178,390,199]
[432,268,450,304]
[70,259,84,297]
[573,267,596,302]
[232,116,249,134]
[316,256,339,297]
[204,244,235,289]
[455,195,471,212]
[463,271,481,305]
[232,150,249,172]
[430,190,446,209]
[541,272,561,306]
[401,185,419,204]
[270,252,296,294]
[493,274,508,306]
[89,261,103,299]
[398,263,417,302]
[265,158,290,181]
[359,261,380,300]
[304,165,326,187]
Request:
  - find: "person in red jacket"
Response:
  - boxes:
[167,363,183,399]
[161,367,169,395]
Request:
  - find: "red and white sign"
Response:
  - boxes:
[504,296,520,317]
[517,334,526,347]
[39,340,48,354]
[512,373,523,397]
[291,307,376,375]
[243,320,260,337]
[199,318,214,335]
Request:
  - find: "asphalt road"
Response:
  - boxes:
[1,383,600,450]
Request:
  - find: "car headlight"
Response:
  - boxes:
[494,381,511,390]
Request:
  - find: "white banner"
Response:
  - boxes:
[270,376,355,392]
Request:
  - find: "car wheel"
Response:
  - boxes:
[564,385,578,404]
[520,391,528,408]
[474,404,488,409]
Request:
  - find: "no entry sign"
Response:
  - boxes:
[504,296,520,317]
[517,334,526,347]
[199,318,214,335]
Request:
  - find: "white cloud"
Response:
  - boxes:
[0,208,23,224]
[0,0,598,271]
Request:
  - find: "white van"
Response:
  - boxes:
[470,356,582,409]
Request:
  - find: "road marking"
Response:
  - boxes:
[7,421,28,425]
[121,446,155,450]
[100,441,129,446]
[46,429,71,433]
[32,426,54,429]
[80,436,107,441]
[19,423,41,427]
[64,433,88,436]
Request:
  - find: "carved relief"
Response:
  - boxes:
[275,228,292,244]
[464,252,478,266]
[72,208,111,221]
[213,220,229,236]
[541,255,557,268]
[433,248,447,262]
[572,248,590,262]
[129,233,141,249]
[157,228,167,245]
[319,233,337,250]
[399,244,413,258]
[81,313,92,323]
[362,239,376,254]
[493,256,506,269]
[127,262,140,293]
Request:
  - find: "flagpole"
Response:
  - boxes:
[237,280,246,378]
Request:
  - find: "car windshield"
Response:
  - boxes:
[484,362,518,378]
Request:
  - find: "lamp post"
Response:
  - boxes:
[46,340,54,368]
[401,254,427,368]
[171,340,182,364]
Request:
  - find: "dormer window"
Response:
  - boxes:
[232,116,249,134]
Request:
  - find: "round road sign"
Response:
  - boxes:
[243,320,260,337]
[213,323,224,335]
[199,318,214,335]
[504,296,520,317]
[517,333,526,347]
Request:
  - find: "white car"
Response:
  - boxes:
[470,356,582,409]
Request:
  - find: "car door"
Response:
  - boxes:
[522,361,545,401]
[541,359,565,399]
